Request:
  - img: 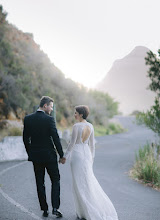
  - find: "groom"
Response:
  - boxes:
[23,96,66,217]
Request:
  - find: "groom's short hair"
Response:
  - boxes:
[39,96,54,107]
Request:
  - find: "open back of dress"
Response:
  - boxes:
[81,125,91,143]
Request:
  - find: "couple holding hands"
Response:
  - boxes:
[23,96,118,220]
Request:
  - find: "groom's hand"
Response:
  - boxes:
[59,157,66,164]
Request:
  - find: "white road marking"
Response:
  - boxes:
[0,161,27,176]
[0,161,42,220]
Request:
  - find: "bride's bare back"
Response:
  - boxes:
[81,126,91,143]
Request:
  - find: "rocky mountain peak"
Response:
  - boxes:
[96,46,155,114]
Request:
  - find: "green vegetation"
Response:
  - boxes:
[0,5,119,127]
[136,98,160,135]
[8,127,22,136]
[0,127,22,141]
[0,119,23,140]
[134,49,160,189]
[0,129,8,141]
[131,143,160,189]
[94,123,125,136]
[136,49,160,136]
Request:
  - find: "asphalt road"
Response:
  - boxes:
[0,116,160,220]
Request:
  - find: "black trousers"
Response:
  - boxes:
[33,161,60,211]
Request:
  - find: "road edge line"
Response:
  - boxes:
[0,161,42,220]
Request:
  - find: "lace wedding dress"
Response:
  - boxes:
[64,122,118,220]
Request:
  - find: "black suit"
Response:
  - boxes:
[23,110,64,211]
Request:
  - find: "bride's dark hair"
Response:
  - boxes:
[75,105,89,119]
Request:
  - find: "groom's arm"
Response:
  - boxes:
[49,117,64,159]
[23,116,30,155]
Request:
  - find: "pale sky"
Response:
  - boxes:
[1,0,160,88]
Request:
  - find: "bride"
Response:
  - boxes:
[64,105,118,220]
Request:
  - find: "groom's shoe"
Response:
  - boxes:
[52,208,63,218]
[42,210,49,217]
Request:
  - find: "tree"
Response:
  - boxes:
[0,5,7,25]
[136,50,160,136]
[145,50,160,96]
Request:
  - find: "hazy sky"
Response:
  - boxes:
[1,0,160,87]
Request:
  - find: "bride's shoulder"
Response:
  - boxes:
[72,123,81,132]
[87,121,93,127]
[72,122,84,128]
[72,123,79,128]
[73,122,93,128]
[73,122,81,127]
[86,122,94,131]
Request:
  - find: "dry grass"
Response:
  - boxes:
[130,143,160,190]
[0,120,23,141]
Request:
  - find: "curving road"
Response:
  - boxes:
[0,116,160,220]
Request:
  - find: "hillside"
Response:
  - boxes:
[0,6,119,126]
[97,46,155,114]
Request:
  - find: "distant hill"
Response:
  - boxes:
[0,6,119,126]
[96,46,155,114]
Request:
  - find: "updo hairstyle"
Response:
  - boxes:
[75,105,89,119]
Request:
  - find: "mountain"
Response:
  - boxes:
[96,46,155,114]
[0,6,119,126]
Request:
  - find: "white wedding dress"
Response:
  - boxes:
[64,122,118,220]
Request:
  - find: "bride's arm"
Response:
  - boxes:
[89,126,95,160]
[64,124,78,159]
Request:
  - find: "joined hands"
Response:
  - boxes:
[59,157,66,164]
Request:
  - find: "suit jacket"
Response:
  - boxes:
[23,111,64,163]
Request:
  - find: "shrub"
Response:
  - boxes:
[107,123,125,135]
[8,127,22,136]
[94,123,125,136]
[131,143,160,188]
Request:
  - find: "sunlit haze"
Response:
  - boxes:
[1,0,160,87]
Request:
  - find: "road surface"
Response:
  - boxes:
[0,116,160,220]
